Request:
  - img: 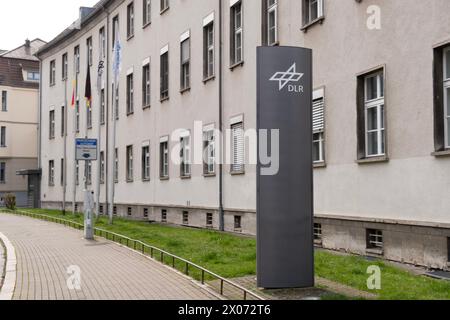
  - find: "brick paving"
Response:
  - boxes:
[0,213,218,300]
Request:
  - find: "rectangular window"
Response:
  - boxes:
[99,27,106,58]
[60,158,65,186]
[367,229,383,250]
[100,88,105,125]
[143,0,152,26]
[0,126,5,148]
[447,238,450,263]
[49,110,55,139]
[143,208,149,218]
[263,0,278,46]
[112,16,119,50]
[314,223,322,241]
[313,89,325,163]
[27,72,40,81]
[126,73,134,115]
[180,134,191,177]
[100,151,105,184]
[62,53,68,80]
[49,160,55,186]
[127,2,135,39]
[127,145,134,182]
[86,161,92,185]
[234,216,242,230]
[127,207,132,216]
[230,2,243,65]
[160,50,169,100]
[231,122,245,173]
[1,91,7,111]
[142,145,150,181]
[143,63,151,107]
[160,0,169,12]
[87,37,93,66]
[112,84,119,120]
[182,211,189,225]
[61,106,65,137]
[75,100,80,133]
[99,205,104,214]
[203,22,215,79]
[206,213,213,227]
[0,162,5,184]
[180,37,190,90]
[87,106,93,129]
[161,209,167,222]
[75,160,79,185]
[443,47,450,148]
[160,140,169,178]
[74,46,80,74]
[113,206,117,216]
[303,0,324,26]
[50,60,56,86]
[114,148,119,183]
[203,129,215,175]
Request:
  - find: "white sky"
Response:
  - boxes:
[0,0,99,50]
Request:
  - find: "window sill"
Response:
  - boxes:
[231,171,245,176]
[180,87,191,94]
[160,96,170,103]
[143,22,151,29]
[314,162,326,169]
[142,178,150,182]
[203,173,216,178]
[301,16,325,32]
[127,34,135,41]
[180,175,191,180]
[234,228,243,233]
[126,112,134,117]
[100,122,105,126]
[314,239,323,247]
[229,61,244,71]
[203,75,215,84]
[366,248,384,256]
[126,179,134,183]
[48,184,55,187]
[160,176,169,181]
[160,7,169,15]
[431,149,450,158]
[142,104,151,110]
[356,156,389,165]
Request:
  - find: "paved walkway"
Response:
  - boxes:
[0,213,218,300]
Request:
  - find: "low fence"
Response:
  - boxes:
[4,209,264,301]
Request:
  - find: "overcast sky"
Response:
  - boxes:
[0,0,99,50]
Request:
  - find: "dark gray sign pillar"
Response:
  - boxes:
[257,46,314,289]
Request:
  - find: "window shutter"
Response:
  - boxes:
[232,122,244,172]
[312,98,324,133]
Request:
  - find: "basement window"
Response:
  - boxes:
[113,206,117,216]
[367,229,383,249]
[99,205,104,214]
[127,207,132,216]
[74,204,78,213]
[182,211,189,225]
[161,209,167,222]
[206,213,213,227]
[143,208,149,218]
[447,238,450,263]
[234,216,242,230]
[314,223,322,241]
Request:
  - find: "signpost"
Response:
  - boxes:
[257,46,314,289]
[75,138,97,240]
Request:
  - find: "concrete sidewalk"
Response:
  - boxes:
[0,213,218,300]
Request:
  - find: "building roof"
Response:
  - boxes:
[0,56,40,89]
[1,39,46,61]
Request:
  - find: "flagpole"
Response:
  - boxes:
[73,74,78,215]
[95,40,104,220]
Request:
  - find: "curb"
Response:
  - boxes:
[0,232,16,300]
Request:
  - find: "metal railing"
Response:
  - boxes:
[4,209,264,301]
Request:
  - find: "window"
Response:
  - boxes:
[100,151,105,184]
[61,106,65,136]
[160,0,169,12]
[367,229,383,250]
[0,162,5,183]
[234,216,242,230]
[160,140,169,178]
[49,110,55,139]
[99,205,104,214]
[143,63,151,107]
[161,209,167,222]
[27,72,40,81]
[231,122,244,173]
[203,21,215,79]
[100,89,105,125]
[62,53,68,80]
[126,73,134,115]
[180,37,190,91]
[203,129,215,175]
[0,127,5,147]
[114,148,119,183]
[230,2,243,65]
[87,105,93,129]
[143,0,151,26]
[75,100,80,133]
[112,16,119,50]
[128,207,132,216]
[447,238,450,263]
[113,84,119,120]
[99,27,106,58]
[302,0,324,26]
[126,145,134,182]
[74,46,80,74]
[127,2,135,39]
[313,89,325,163]
[206,213,213,227]
[60,158,65,186]
[143,208,149,218]
[182,211,189,225]
[263,0,278,46]
[442,47,450,148]
[142,145,150,181]
[74,204,79,213]
[86,161,92,185]
[113,206,117,216]
[50,60,56,86]
[87,37,93,66]
[314,223,322,241]
[49,160,55,186]
[160,50,169,100]
[1,91,6,111]
[75,160,79,185]
[180,134,191,177]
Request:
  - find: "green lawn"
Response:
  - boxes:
[6,208,450,300]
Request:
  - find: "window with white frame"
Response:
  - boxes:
[49,160,55,186]
[303,0,324,26]
[142,63,151,107]
[127,2,135,39]
[314,223,322,241]
[265,0,278,46]
[1,91,7,111]
[203,21,215,79]
[203,128,215,175]
[230,1,243,65]
[100,151,105,184]
[142,145,150,181]
[87,106,92,129]
[160,49,169,100]
[126,145,134,181]
[0,162,5,184]
[61,106,65,136]
[443,47,450,148]
[112,16,119,50]
[62,53,68,80]
[87,37,93,66]
[367,229,383,250]
[364,71,385,157]
[143,0,151,26]
[114,148,119,183]
[313,89,325,163]
[99,27,106,58]
[180,133,191,177]
[0,126,6,147]
[231,121,245,173]
[126,72,134,115]
[100,89,105,125]
[27,72,40,81]
[50,60,56,86]
[160,139,169,178]
[86,161,92,185]
[160,0,169,12]
[74,46,80,73]
[49,110,55,139]
[75,100,80,132]
[180,37,191,91]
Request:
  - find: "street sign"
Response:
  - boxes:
[75,139,98,161]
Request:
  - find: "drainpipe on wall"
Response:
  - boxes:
[38,59,43,208]
[63,70,68,214]
[219,0,225,231]
[104,5,110,218]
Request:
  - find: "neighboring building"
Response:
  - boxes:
[0,39,45,207]
[37,1,450,270]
